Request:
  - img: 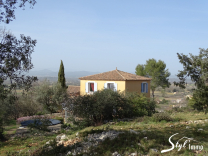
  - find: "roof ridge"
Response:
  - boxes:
[116,70,125,80]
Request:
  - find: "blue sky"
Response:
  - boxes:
[3,0,208,76]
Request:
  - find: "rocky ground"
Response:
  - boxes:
[43,118,208,156]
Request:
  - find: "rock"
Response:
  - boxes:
[46,140,53,145]
[48,146,53,150]
[130,152,137,156]
[170,125,174,128]
[151,149,158,152]
[197,128,203,131]
[66,151,71,155]
[129,129,139,134]
[56,133,64,141]
[112,151,118,156]
[144,137,147,140]
[76,147,83,152]
[61,134,67,140]
[186,126,190,129]
[57,140,64,146]
[194,121,198,124]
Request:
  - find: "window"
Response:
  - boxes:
[104,82,117,91]
[89,83,94,92]
[85,82,97,93]
[141,82,148,93]
[107,83,114,91]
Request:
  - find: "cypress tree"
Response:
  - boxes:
[58,60,67,88]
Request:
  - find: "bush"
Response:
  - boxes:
[68,117,91,130]
[35,80,68,114]
[126,92,156,117]
[72,89,132,126]
[152,112,173,122]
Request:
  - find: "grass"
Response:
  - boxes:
[1,110,208,156]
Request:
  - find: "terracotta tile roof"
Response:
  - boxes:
[67,85,80,94]
[79,69,151,81]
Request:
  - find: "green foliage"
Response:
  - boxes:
[174,48,208,113]
[160,99,169,104]
[35,111,45,115]
[0,27,37,139]
[126,92,156,117]
[115,121,128,126]
[135,64,146,76]
[188,86,208,112]
[61,123,70,129]
[58,60,67,89]
[68,117,91,130]
[152,113,173,122]
[160,88,167,97]
[71,90,156,126]
[135,58,171,98]
[72,89,132,125]
[35,80,68,114]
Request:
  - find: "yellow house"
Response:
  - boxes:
[79,68,152,97]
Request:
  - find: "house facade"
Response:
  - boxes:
[79,68,151,97]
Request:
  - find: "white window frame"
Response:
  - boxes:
[85,81,97,94]
[104,82,117,91]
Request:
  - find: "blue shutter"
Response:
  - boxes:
[146,83,148,93]
[141,83,143,93]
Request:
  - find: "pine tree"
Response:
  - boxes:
[58,60,67,88]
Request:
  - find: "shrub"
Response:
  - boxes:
[35,80,68,114]
[68,117,91,130]
[152,112,173,122]
[126,92,156,117]
[72,89,132,126]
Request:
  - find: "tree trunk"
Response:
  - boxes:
[152,90,155,99]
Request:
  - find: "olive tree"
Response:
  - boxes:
[174,48,208,113]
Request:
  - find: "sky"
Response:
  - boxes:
[2,0,208,76]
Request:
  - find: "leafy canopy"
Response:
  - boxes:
[174,48,208,113]
[0,0,36,24]
[135,58,171,98]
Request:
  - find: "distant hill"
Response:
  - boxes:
[26,69,100,78]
